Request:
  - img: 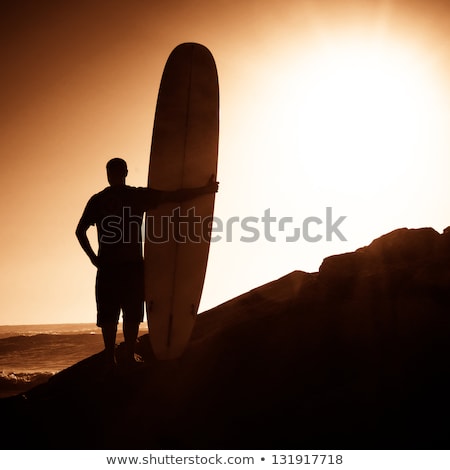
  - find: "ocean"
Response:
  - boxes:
[0,323,124,399]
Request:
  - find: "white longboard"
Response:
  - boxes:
[144,43,219,360]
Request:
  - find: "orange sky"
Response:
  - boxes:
[0,0,449,326]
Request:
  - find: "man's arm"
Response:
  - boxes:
[157,177,219,204]
[76,219,99,268]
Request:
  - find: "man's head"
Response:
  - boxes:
[106,158,128,186]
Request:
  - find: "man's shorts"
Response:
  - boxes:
[95,261,144,327]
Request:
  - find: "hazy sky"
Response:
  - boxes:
[1,0,449,326]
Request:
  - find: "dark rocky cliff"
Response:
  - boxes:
[3,227,450,449]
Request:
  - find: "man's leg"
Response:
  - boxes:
[96,267,120,366]
[123,320,140,361]
[121,261,144,364]
[102,323,118,365]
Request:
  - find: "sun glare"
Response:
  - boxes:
[260,35,443,203]
[215,30,448,296]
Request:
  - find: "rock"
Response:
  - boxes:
[2,227,450,450]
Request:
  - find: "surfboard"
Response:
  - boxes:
[144,43,219,360]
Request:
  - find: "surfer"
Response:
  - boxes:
[76,157,218,366]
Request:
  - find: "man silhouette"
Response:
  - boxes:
[76,157,218,366]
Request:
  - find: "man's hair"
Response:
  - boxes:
[106,158,128,176]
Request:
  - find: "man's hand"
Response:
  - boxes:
[158,175,219,204]
[89,254,100,268]
[203,174,219,194]
[76,221,99,268]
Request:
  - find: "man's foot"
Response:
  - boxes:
[114,342,145,368]
[120,352,144,368]
[101,349,117,369]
